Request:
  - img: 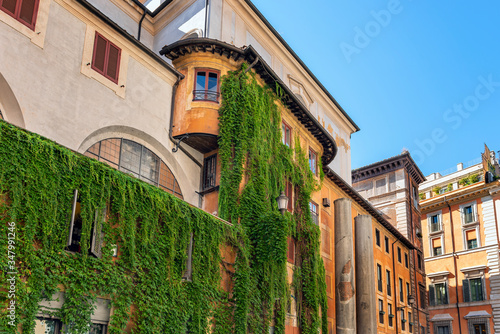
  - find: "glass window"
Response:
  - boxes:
[468,238,478,249]
[463,205,474,224]
[399,278,404,302]
[377,264,383,292]
[309,149,317,175]
[202,154,217,190]
[35,318,61,334]
[388,303,393,327]
[378,299,384,324]
[397,247,401,263]
[408,311,412,333]
[386,270,391,296]
[470,278,484,301]
[435,282,448,305]
[437,325,450,334]
[401,309,405,331]
[375,229,380,246]
[281,121,291,147]
[405,253,408,268]
[309,201,319,225]
[430,214,441,232]
[473,324,486,334]
[385,236,390,253]
[194,69,219,102]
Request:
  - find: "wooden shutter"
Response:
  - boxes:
[429,285,435,306]
[106,43,121,83]
[92,33,107,74]
[462,279,470,302]
[286,181,292,212]
[287,237,294,263]
[18,0,38,28]
[66,189,79,247]
[90,207,106,258]
[0,0,18,16]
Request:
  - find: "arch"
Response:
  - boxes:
[180,28,203,40]
[0,73,25,127]
[78,126,199,203]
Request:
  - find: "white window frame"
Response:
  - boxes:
[460,266,487,303]
[460,201,478,226]
[430,234,445,257]
[427,210,443,234]
[462,225,481,250]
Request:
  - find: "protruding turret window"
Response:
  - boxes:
[193,69,219,103]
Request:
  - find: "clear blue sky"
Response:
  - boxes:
[251,0,500,177]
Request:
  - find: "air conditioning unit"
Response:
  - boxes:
[322,198,330,207]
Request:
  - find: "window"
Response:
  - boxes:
[465,229,478,249]
[462,204,477,225]
[385,236,390,253]
[397,247,402,263]
[473,324,486,334]
[388,303,393,327]
[386,270,391,296]
[85,138,183,199]
[429,282,448,306]
[406,282,410,304]
[281,121,291,147]
[463,277,485,302]
[399,278,404,302]
[401,309,406,331]
[419,285,426,308]
[193,69,219,102]
[309,201,319,225]
[432,237,443,256]
[34,318,62,334]
[429,214,441,233]
[412,186,419,207]
[0,0,39,30]
[405,253,408,268]
[375,229,380,247]
[420,325,426,334]
[66,190,106,259]
[309,148,317,175]
[436,325,450,334]
[377,264,383,292]
[285,181,293,212]
[203,154,217,190]
[378,299,384,324]
[417,253,422,270]
[408,311,413,333]
[91,32,121,84]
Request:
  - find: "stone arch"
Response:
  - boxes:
[0,73,25,127]
[78,125,199,204]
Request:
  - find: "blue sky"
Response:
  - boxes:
[251,0,500,177]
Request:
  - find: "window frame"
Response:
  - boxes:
[281,120,292,148]
[399,278,404,303]
[386,269,391,296]
[35,317,62,334]
[388,303,394,327]
[308,148,318,175]
[460,201,478,226]
[429,280,449,306]
[202,154,217,190]
[193,68,220,103]
[462,268,487,303]
[375,228,381,247]
[378,299,385,324]
[0,0,39,30]
[309,201,319,225]
[385,236,390,253]
[91,31,121,84]
[377,263,383,292]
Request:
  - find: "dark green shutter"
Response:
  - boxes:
[463,279,470,302]
[429,285,435,306]
[444,282,449,304]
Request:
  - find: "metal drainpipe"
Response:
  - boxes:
[445,196,463,334]
[406,173,419,333]
[137,7,146,41]
[392,239,400,334]
[204,0,209,38]
[168,77,202,168]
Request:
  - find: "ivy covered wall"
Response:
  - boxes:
[0,63,328,334]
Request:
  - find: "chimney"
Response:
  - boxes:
[457,163,463,171]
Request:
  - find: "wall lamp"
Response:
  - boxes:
[397,295,415,311]
[276,191,289,215]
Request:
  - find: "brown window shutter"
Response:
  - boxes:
[0,0,18,16]
[106,43,121,82]
[18,0,37,28]
[92,33,108,74]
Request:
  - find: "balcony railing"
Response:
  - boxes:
[429,222,442,233]
[193,90,219,102]
[462,212,478,225]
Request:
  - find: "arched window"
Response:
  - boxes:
[85,138,183,199]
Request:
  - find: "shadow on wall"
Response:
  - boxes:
[0,72,25,128]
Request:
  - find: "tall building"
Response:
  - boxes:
[352,152,429,333]
[419,145,500,334]
[1,0,417,332]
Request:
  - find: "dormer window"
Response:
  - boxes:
[194,69,219,102]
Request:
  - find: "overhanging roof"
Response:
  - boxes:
[160,38,339,165]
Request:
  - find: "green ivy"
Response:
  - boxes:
[0,121,238,333]
[217,64,327,333]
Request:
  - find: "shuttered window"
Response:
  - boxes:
[0,0,39,30]
[285,181,293,212]
[202,154,217,190]
[91,32,121,84]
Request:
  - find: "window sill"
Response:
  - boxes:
[198,185,219,196]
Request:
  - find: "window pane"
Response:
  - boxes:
[208,72,218,91]
[196,71,206,90]
[19,0,36,26]
[140,147,159,184]
[93,35,108,73]
[89,323,106,334]
[99,138,120,167]
[120,139,141,175]
[470,278,483,301]
[35,319,58,334]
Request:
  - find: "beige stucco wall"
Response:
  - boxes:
[0,0,201,205]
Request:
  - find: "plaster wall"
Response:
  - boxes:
[0,0,201,205]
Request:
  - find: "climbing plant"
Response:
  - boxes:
[217,64,328,333]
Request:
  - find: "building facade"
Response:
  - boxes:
[1,0,416,333]
[419,146,500,334]
[352,153,430,333]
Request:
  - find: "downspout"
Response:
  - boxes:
[169,77,202,168]
[137,7,146,41]
[445,196,463,334]
[392,239,400,334]
[406,173,419,332]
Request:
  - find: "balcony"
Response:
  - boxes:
[462,212,479,225]
[429,221,442,233]
[193,90,219,103]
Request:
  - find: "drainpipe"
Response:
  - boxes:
[445,196,463,334]
[406,173,419,332]
[169,77,202,168]
[137,7,147,41]
[392,239,400,334]
[204,0,209,38]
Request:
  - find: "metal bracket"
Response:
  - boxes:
[172,134,190,153]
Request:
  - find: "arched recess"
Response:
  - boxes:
[0,73,25,127]
[78,126,198,202]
